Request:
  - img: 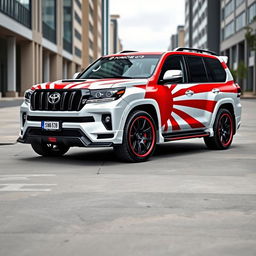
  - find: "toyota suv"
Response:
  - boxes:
[18,48,242,162]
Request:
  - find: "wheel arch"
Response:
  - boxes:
[120,99,164,143]
[211,99,237,135]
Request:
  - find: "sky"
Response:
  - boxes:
[110,0,185,52]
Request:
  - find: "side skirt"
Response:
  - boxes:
[163,130,210,142]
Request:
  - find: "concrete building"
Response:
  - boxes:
[221,0,256,93]
[184,0,221,53]
[0,0,109,98]
[168,25,185,50]
[109,14,122,54]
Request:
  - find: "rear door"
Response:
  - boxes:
[174,55,215,129]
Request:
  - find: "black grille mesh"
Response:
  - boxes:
[30,89,90,111]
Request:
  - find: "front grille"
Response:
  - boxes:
[30,89,90,111]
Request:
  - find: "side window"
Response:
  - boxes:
[204,57,227,82]
[186,56,208,83]
[159,55,186,83]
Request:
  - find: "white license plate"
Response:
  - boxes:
[41,121,60,130]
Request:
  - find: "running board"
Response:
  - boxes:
[163,130,210,142]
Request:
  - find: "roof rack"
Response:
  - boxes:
[118,50,138,54]
[174,47,217,56]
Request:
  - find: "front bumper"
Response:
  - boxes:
[18,98,128,147]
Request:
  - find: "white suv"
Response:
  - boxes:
[18,48,242,162]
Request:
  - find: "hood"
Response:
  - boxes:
[32,78,148,90]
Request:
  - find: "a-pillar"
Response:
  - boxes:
[6,37,18,97]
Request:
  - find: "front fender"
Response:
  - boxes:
[119,98,164,143]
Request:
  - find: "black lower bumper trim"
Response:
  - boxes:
[18,128,113,148]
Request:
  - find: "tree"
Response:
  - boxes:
[245,17,256,52]
[244,17,256,93]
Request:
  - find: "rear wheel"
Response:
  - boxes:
[31,142,70,157]
[114,110,157,162]
[204,108,234,150]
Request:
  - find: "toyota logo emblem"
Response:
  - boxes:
[48,93,61,104]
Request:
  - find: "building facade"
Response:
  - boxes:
[0,0,109,98]
[168,25,185,50]
[221,0,256,92]
[185,0,220,53]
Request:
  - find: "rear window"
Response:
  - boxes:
[204,57,227,82]
[186,56,208,82]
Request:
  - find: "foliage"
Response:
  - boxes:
[236,61,248,80]
[245,17,256,51]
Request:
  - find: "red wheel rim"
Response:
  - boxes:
[218,113,233,147]
[128,116,156,157]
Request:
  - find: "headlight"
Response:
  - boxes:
[87,88,126,103]
[24,89,33,104]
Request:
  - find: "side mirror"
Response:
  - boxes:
[73,72,80,79]
[163,70,183,83]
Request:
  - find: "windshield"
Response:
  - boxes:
[79,55,162,79]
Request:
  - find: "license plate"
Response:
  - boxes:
[41,121,60,131]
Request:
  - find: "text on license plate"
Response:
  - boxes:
[42,121,60,130]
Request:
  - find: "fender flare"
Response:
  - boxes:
[208,98,236,136]
[119,99,165,143]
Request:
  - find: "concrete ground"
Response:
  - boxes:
[0,100,255,256]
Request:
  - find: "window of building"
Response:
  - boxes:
[224,21,235,39]
[75,11,82,25]
[75,29,81,41]
[248,3,256,23]
[42,0,56,43]
[89,5,94,16]
[224,0,234,18]
[89,23,94,33]
[63,0,73,53]
[89,39,94,49]
[75,0,82,9]
[236,0,244,8]
[17,0,30,9]
[75,47,82,58]
[204,57,226,82]
[89,56,94,64]
[185,56,208,82]
[0,0,31,28]
[236,12,246,31]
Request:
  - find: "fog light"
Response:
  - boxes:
[105,116,111,123]
[102,114,112,130]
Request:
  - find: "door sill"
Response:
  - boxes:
[163,130,210,142]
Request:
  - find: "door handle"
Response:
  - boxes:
[212,88,220,94]
[185,90,194,96]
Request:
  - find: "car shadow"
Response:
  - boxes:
[19,141,209,166]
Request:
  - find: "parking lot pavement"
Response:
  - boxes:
[0,106,19,145]
[0,99,256,256]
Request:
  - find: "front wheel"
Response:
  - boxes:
[31,142,70,157]
[204,108,234,150]
[114,110,157,162]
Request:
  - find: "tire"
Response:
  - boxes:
[204,108,234,150]
[31,142,70,157]
[114,110,157,162]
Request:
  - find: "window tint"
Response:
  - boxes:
[160,55,185,82]
[204,57,226,82]
[186,56,208,82]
